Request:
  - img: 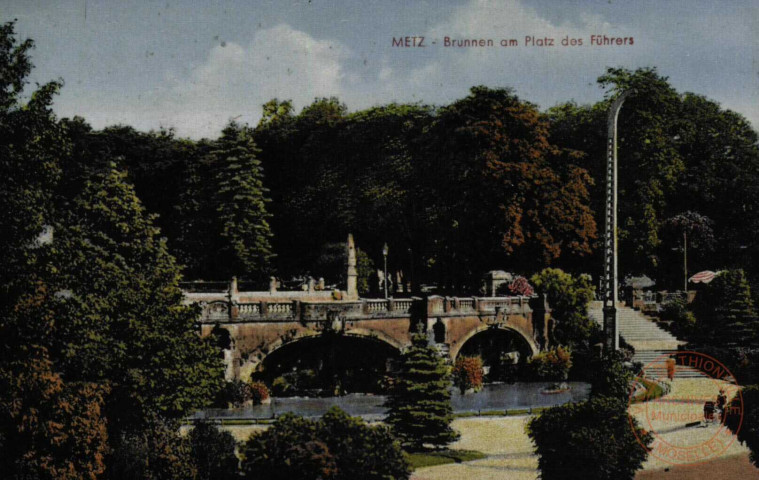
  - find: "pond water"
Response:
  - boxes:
[193,382,591,421]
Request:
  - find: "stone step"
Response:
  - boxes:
[631,350,705,379]
[588,301,683,353]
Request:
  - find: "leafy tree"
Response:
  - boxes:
[189,421,240,480]
[673,93,759,274]
[385,332,459,450]
[549,68,759,284]
[255,99,433,286]
[0,21,110,479]
[597,67,685,274]
[692,269,759,348]
[0,20,64,305]
[241,407,408,480]
[49,166,225,431]
[61,120,201,253]
[528,396,651,480]
[725,385,759,467]
[241,413,328,480]
[589,351,634,401]
[452,356,484,394]
[317,408,409,480]
[418,86,596,287]
[0,351,109,480]
[531,268,597,349]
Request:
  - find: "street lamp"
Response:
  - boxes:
[671,230,688,295]
[602,89,633,353]
[683,231,688,294]
[382,243,389,299]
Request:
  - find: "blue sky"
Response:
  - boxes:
[4,0,758,138]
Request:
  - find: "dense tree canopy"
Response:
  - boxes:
[549,67,759,288]
[418,87,597,287]
[0,22,224,479]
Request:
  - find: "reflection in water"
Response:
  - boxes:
[194,382,591,420]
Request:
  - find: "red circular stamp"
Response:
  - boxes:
[627,351,744,467]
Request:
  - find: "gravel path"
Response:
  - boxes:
[413,378,752,480]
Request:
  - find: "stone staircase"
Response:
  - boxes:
[588,301,703,379]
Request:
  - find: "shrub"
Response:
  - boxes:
[188,421,239,480]
[528,346,572,381]
[527,396,652,480]
[659,297,696,338]
[589,350,634,401]
[221,379,252,407]
[248,381,270,405]
[452,356,484,394]
[241,407,409,480]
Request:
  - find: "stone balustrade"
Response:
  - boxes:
[192,294,534,324]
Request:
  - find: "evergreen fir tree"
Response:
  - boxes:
[694,269,759,348]
[385,329,459,450]
[211,122,274,280]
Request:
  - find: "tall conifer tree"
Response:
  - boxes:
[213,122,274,278]
[385,331,459,450]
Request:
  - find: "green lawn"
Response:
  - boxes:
[403,449,487,470]
[631,378,667,403]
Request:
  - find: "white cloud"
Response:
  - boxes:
[61,24,350,139]
[358,0,649,110]
[48,1,757,135]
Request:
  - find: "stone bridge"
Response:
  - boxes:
[189,286,551,380]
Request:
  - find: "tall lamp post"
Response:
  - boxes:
[603,90,633,353]
[672,231,688,295]
[683,231,688,294]
[383,243,389,299]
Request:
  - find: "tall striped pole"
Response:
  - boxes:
[603,90,632,353]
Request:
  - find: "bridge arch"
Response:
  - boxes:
[260,328,404,362]
[451,324,538,383]
[450,324,539,361]
[240,330,403,389]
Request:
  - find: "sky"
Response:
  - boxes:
[4,0,758,139]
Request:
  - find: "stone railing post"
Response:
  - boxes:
[473,297,481,312]
[228,276,240,320]
[293,300,301,320]
[444,297,452,313]
[260,301,269,317]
